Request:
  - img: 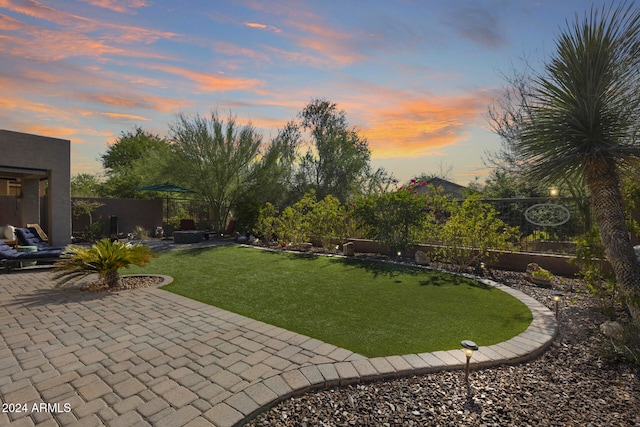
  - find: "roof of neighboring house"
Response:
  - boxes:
[416,177,467,199]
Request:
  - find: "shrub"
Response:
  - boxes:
[603,321,640,366]
[277,192,314,244]
[307,194,347,250]
[130,225,149,240]
[255,192,347,249]
[254,202,279,243]
[573,227,618,317]
[352,184,429,254]
[54,239,156,288]
[434,195,519,269]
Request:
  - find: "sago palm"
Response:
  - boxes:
[512,3,640,321]
[54,239,156,288]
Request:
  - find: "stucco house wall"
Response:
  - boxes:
[0,129,71,246]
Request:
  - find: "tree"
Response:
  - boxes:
[492,3,640,321]
[293,99,372,203]
[165,112,264,231]
[101,127,169,198]
[233,121,300,232]
[482,169,546,199]
[70,173,103,197]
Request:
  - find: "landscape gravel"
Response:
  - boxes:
[245,267,640,427]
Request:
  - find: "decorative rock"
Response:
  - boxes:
[600,321,624,340]
[246,270,640,427]
[526,263,553,287]
[415,250,430,265]
[299,243,313,251]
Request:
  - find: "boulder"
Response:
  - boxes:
[526,262,553,287]
[415,250,430,265]
[600,321,624,341]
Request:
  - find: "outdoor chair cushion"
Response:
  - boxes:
[0,240,64,272]
[0,240,63,259]
[15,227,66,251]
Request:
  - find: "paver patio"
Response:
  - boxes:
[0,244,557,426]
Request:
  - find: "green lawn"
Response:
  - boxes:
[127,245,532,357]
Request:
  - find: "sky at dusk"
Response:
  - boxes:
[0,0,618,185]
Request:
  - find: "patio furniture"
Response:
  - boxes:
[0,241,64,273]
[216,220,236,237]
[26,223,49,242]
[15,227,67,251]
[0,224,17,247]
[179,219,196,231]
[173,230,206,244]
[16,245,38,267]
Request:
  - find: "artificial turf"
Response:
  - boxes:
[127,245,532,357]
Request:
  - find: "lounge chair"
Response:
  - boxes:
[216,220,236,237]
[0,240,64,273]
[15,227,67,251]
[26,223,49,242]
[179,219,196,231]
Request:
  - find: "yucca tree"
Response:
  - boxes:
[496,3,640,321]
[54,239,156,288]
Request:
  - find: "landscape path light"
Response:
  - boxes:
[461,339,479,383]
[552,292,564,319]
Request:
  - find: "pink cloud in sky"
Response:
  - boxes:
[211,40,272,65]
[244,21,282,33]
[1,0,179,49]
[78,0,149,14]
[140,63,264,93]
[336,89,495,159]
[100,112,150,121]
[285,21,366,66]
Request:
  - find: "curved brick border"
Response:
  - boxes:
[204,274,558,427]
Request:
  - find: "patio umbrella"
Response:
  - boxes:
[135,183,195,224]
[135,183,194,193]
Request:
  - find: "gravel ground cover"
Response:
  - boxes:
[246,267,640,427]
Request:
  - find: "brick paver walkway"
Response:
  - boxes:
[0,244,557,427]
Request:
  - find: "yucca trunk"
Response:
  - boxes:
[586,160,640,322]
[104,270,121,288]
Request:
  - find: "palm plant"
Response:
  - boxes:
[54,239,156,288]
[494,3,640,321]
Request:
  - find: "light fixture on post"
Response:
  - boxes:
[461,340,479,383]
[549,186,560,197]
[552,292,564,319]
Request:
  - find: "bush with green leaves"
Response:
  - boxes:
[307,194,347,250]
[277,192,314,244]
[434,194,519,269]
[54,239,156,288]
[254,202,279,243]
[352,182,430,254]
[254,191,347,248]
[130,225,150,240]
[573,227,618,317]
[603,321,640,366]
